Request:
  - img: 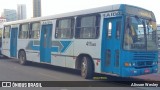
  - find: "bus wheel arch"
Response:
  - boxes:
[75,54,95,79]
[18,49,27,65]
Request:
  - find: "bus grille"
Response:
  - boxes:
[133,52,156,61]
[136,61,153,67]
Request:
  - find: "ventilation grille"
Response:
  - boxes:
[133,52,155,61]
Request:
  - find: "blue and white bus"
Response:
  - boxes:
[2,4,158,79]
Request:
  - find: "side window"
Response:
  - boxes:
[115,50,119,67]
[19,24,29,39]
[3,26,11,38]
[116,21,121,39]
[55,18,74,39]
[76,15,100,39]
[107,22,112,38]
[30,22,40,39]
[106,50,111,66]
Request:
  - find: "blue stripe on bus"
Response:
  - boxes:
[51,46,59,52]
[27,41,72,53]
[60,41,72,53]
[26,41,40,51]
[31,45,40,51]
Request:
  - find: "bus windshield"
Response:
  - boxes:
[123,16,157,50]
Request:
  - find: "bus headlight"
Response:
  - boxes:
[153,61,158,65]
[124,62,131,67]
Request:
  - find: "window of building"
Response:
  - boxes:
[75,15,100,39]
[55,18,74,39]
[30,22,40,39]
[3,26,10,38]
[19,24,29,39]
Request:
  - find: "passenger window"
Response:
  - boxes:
[116,21,121,39]
[3,26,10,38]
[75,15,100,39]
[115,50,119,67]
[107,22,112,38]
[106,50,111,66]
[30,22,40,39]
[19,24,29,39]
[55,18,74,39]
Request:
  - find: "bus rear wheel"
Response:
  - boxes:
[81,56,94,79]
[18,50,27,65]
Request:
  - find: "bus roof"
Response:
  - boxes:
[3,4,154,25]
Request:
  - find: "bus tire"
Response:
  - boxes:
[18,50,27,65]
[81,56,94,79]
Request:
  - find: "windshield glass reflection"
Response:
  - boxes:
[123,16,157,50]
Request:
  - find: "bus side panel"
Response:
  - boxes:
[26,40,40,63]
[74,39,101,73]
[94,17,103,73]
[17,39,40,62]
[17,39,30,58]
[50,20,65,67]
[65,57,76,69]
[52,54,66,67]
[50,20,76,68]
[62,40,75,68]
[51,40,75,68]
[51,40,75,69]
[2,38,10,57]
[1,26,10,57]
[26,50,40,62]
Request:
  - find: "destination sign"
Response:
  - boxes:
[125,6,153,19]
[41,20,53,25]
[11,24,19,28]
[102,11,122,18]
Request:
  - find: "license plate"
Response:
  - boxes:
[145,69,150,73]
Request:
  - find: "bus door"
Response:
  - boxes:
[102,17,122,75]
[40,24,52,63]
[10,27,18,57]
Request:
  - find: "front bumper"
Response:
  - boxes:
[121,66,158,77]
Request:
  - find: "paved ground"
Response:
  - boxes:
[0,59,84,81]
[132,63,160,81]
[0,58,160,90]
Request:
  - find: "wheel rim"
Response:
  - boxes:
[81,57,87,77]
[19,52,25,64]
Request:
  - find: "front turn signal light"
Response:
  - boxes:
[124,62,131,67]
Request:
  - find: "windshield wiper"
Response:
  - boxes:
[135,15,147,50]
[142,20,147,50]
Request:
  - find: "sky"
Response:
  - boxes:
[0,0,160,23]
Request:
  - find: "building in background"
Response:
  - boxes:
[33,0,41,17]
[1,9,17,22]
[17,4,27,20]
[157,25,160,49]
[0,17,6,37]
[0,17,6,48]
[0,17,6,29]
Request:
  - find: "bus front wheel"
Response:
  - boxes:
[18,50,27,65]
[81,56,94,79]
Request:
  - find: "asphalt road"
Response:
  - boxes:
[0,58,159,90]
